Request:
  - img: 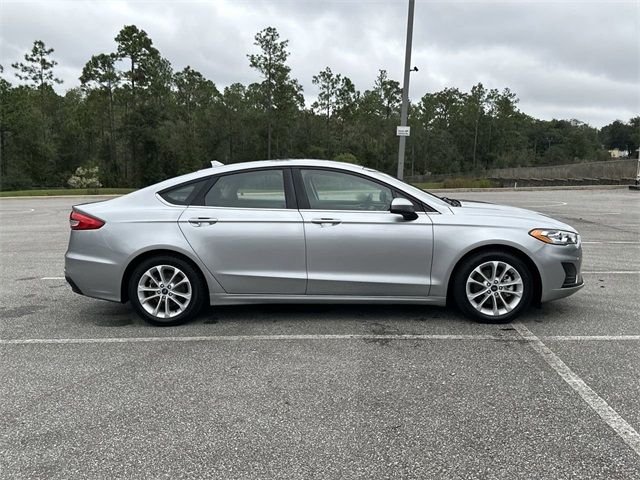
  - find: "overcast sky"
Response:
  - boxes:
[1,0,638,126]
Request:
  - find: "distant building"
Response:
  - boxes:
[608,148,629,158]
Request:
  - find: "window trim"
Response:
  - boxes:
[157,166,436,213]
[292,167,429,213]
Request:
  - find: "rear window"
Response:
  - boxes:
[158,179,208,205]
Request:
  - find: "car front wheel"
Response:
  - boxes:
[453,251,534,323]
[128,256,205,326]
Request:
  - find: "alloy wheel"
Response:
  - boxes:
[465,260,524,317]
[137,265,192,319]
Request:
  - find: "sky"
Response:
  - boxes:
[1,0,638,127]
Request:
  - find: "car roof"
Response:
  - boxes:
[196,159,365,175]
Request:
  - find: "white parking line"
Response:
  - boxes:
[511,201,568,208]
[513,322,640,458]
[41,277,65,280]
[3,333,638,345]
[0,333,509,345]
[0,208,35,213]
[542,335,640,341]
[582,271,640,274]
[582,241,640,245]
[2,333,640,346]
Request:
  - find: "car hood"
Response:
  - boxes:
[454,200,577,233]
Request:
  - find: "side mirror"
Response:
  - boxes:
[390,198,418,221]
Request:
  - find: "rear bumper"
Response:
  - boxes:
[65,275,83,295]
[64,250,123,302]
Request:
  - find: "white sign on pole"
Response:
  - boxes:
[396,126,411,137]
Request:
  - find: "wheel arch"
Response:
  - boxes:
[120,248,210,305]
[445,244,542,306]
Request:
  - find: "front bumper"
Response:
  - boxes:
[537,241,584,303]
[543,280,585,302]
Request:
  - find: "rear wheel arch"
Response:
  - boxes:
[446,244,542,307]
[120,249,210,305]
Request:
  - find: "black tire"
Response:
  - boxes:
[452,250,534,324]
[128,255,205,326]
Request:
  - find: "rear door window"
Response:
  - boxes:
[204,169,286,209]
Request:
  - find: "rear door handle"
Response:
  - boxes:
[188,217,218,226]
[311,218,342,226]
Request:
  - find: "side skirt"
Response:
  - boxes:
[209,294,447,307]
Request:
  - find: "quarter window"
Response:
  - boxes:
[300,169,393,211]
[204,170,286,209]
[158,179,207,205]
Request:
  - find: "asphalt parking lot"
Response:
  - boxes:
[1,187,639,479]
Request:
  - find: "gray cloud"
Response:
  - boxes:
[1,0,638,126]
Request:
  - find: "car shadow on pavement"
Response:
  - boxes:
[197,303,471,327]
[83,300,490,330]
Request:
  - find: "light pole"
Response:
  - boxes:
[396,0,416,180]
[631,151,640,191]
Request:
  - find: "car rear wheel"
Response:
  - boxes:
[453,250,533,323]
[128,256,205,326]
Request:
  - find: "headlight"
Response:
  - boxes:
[529,229,579,245]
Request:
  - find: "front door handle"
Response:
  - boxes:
[311,218,342,226]
[188,217,218,226]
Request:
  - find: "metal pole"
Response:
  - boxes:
[396,0,415,180]
[629,151,640,190]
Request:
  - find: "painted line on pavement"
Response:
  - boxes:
[582,241,640,244]
[542,335,640,341]
[582,271,640,274]
[0,333,513,345]
[512,322,640,458]
[3,333,640,346]
[511,201,568,208]
[0,208,35,213]
[41,277,65,280]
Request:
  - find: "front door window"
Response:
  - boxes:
[300,169,393,211]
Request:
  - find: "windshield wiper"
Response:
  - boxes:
[440,196,461,207]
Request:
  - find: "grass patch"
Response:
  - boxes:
[411,181,444,189]
[413,178,497,190]
[0,188,135,197]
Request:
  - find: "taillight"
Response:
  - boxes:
[69,210,105,230]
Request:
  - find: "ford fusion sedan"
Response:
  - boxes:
[65,159,583,326]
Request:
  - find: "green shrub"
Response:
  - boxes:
[68,166,102,189]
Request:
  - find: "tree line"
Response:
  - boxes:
[0,25,638,190]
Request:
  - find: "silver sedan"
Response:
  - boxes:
[65,159,583,326]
